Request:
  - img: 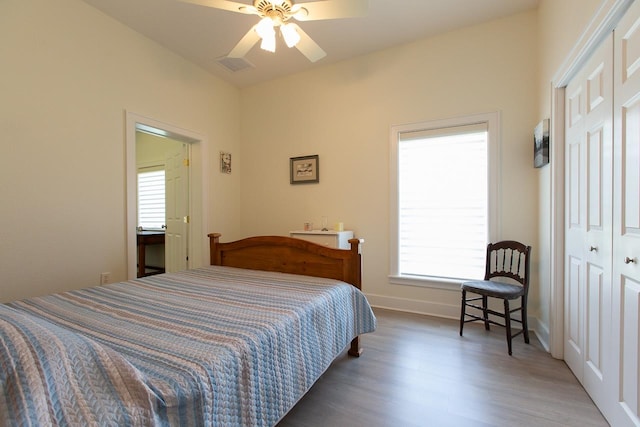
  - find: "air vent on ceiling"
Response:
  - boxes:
[216,56,255,73]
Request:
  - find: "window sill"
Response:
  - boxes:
[388,274,465,291]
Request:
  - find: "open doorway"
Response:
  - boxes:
[125,112,207,280]
[135,130,190,277]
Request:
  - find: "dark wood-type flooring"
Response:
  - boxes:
[278,308,608,427]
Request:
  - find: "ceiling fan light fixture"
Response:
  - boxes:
[185,0,366,62]
[256,17,277,52]
[280,23,300,48]
[255,17,275,39]
[260,31,276,52]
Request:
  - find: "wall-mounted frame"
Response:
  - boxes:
[220,151,231,174]
[534,119,550,168]
[290,155,319,184]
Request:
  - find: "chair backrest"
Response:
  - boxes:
[484,240,531,290]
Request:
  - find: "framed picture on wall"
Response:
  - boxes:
[534,119,550,168]
[290,155,319,184]
[220,151,231,174]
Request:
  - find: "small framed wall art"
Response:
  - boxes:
[220,151,232,174]
[534,119,550,168]
[290,155,319,184]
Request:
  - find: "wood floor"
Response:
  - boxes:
[278,308,608,427]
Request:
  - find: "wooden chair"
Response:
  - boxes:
[459,240,532,355]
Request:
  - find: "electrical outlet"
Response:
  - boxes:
[100,272,110,285]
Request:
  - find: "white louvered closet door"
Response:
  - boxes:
[612,3,640,425]
[564,32,614,419]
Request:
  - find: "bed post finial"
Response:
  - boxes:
[208,233,221,265]
[348,238,363,291]
[347,238,364,357]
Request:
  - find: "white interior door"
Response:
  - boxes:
[612,4,640,425]
[564,33,613,417]
[165,143,190,273]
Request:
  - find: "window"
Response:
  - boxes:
[390,112,500,287]
[137,167,165,230]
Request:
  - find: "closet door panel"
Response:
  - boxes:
[620,276,640,420]
[613,97,640,427]
[583,43,614,406]
[566,255,584,376]
[586,263,604,375]
[565,77,586,377]
[565,32,613,419]
[569,142,582,228]
[622,102,640,229]
[587,127,604,229]
[613,4,640,425]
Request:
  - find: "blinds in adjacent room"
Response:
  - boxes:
[137,167,165,230]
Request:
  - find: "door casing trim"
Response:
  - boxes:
[125,111,209,280]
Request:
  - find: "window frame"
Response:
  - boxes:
[389,112,501,289]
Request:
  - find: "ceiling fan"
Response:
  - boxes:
[180,0,368,62]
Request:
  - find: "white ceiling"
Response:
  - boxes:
[82,0,539,88]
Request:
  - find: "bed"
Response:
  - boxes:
[0,233,376,427]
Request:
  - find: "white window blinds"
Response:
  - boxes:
[137,168,165,230]
[397,123,489,281]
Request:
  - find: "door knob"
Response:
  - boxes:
[589,246,597,252]
[624,257,636,264]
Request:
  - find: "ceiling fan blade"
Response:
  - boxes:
[290,24,326,63]
[179,0,258,15]
[227,25,261,58]
[292,0,367,21]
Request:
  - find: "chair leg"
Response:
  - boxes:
[522,295,530,344]
[504,299,513,355]
[459,290,466,336]
[482,295,490,331]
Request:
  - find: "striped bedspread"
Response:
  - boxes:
[0,266,376,426]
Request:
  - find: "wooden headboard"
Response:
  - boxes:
[208,233,366,356]
[207,233,363,290]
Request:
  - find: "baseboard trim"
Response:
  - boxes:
[365,293,459,320]
[529,317,550,352]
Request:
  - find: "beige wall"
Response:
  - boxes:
[136,132,181,168]
[240,11,540,319]
[0,0,242,302]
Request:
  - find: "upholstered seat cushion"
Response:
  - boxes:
[461,280,525,299]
